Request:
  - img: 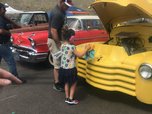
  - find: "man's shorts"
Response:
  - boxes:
[47,38,60,69]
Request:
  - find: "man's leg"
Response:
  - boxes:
[48,38,64,91]
[2,45,26,83]
[54,68,59,83]
[0,56,2,64]
[53,58,64,91]
[2,45,18,76]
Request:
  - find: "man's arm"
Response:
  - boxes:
[74,44,91,57]
[50,27,61,47]
[4,15,21,28]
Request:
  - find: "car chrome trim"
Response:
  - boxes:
[140,63,152,69]
[11,46,48,63]
[13,45,37,53]
[139,63,152,79]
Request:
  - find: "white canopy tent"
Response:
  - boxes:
[5,3,24,14]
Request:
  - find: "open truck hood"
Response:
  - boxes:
[91,0,152,32]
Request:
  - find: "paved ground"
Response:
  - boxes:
[0,60,152,114]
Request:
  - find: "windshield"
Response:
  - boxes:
[16,13,48,26]
[17,14,33,25]
[82,19,103,30]
[67,18,81,30]
[67,18,103,31]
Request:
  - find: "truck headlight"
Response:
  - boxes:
[139,64,152,79]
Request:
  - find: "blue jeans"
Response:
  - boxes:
[0,43,18,76]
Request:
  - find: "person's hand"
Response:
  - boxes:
[4,15,21,29]
[84,44,91,51]
[85,44,94,51]
[62,25,69,34]
[90,44,95,51]
[56,41,61,48]
[63,24,69,31]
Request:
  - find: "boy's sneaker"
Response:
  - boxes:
[53,83,64,92]
[67,99,79,105]
[65,98,69,103]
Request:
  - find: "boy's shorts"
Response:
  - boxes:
[47,38,60,69]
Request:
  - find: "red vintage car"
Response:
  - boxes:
[67,15,108,45]
[11,14,108,63]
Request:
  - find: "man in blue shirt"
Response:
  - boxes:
[0,3,26,83]
[48,0,72,91]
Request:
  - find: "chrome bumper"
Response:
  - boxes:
[11,46,48,63]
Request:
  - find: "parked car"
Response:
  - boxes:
[11,14,108,63]
[66,6,90,16]
[15,6,89,26]
[16,11,48,26]
[76,0,152,104]
[67,15,108,45]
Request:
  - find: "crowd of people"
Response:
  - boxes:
[0,0,92,105]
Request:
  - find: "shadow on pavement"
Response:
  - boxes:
[17,61,53,70]
[83,82,152,112]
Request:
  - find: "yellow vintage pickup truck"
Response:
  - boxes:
[76,0,152,104]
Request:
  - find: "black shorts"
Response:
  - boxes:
[59,67,78,85]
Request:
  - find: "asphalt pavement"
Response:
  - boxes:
[0,60,152,114]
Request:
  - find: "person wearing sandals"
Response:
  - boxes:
[59,29,91,105]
